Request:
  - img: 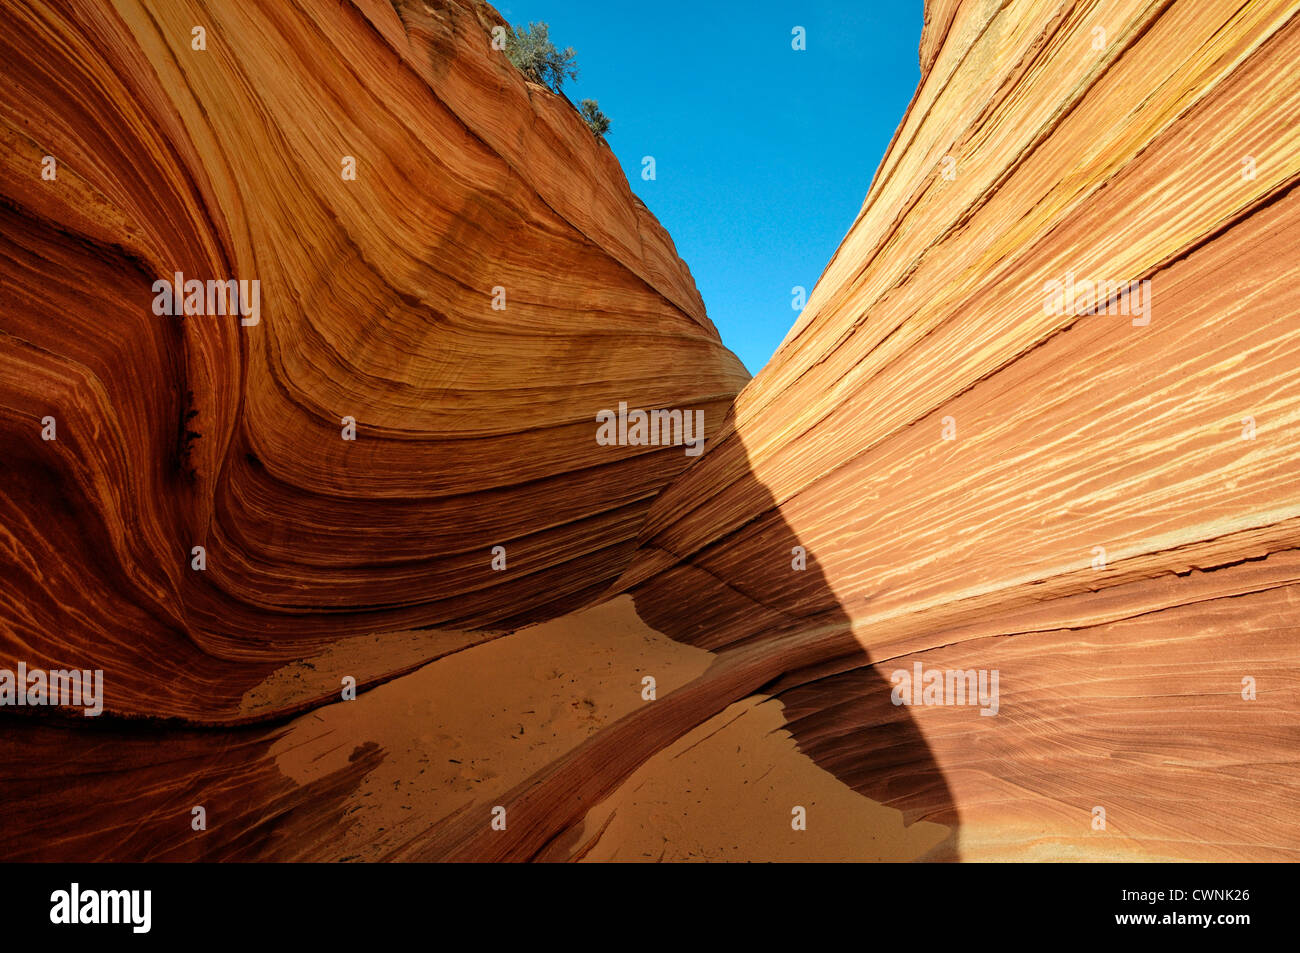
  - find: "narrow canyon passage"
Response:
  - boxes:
[2,0,1298,863]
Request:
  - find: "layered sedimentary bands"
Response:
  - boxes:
[1,0,1297,862]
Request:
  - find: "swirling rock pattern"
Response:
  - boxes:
[0,0,747,723]
[2,0,1298,863]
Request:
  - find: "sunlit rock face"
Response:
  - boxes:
[2,0,1297,864]
[0,0,747,723]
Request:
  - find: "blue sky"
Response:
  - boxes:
[497,1,923,374]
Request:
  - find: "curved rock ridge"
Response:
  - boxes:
[0,0,747,722]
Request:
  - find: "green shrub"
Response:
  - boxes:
[501,21,612,140]
[578,99,611,138]
[504,22,577,93]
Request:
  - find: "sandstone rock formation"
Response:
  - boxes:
[0,0,747,724]
[2,0,1297,863]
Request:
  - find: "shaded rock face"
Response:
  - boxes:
[0,0,747,722]
[1,0,1297,863]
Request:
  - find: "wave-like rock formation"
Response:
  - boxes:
[0,0,746,725]
[2,0,1297,862]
